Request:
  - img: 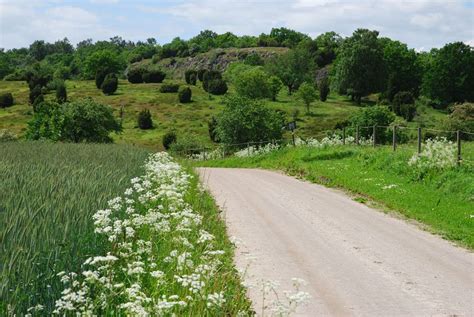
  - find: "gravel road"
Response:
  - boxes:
[198,167,473,316]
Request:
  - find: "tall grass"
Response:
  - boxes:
[0,142,150,314]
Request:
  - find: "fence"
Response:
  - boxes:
[177,125,474,166]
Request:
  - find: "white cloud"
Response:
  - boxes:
[89,0,119,4]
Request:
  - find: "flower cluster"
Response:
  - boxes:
[408,137,457,171]
[51,152,229,315]
[235,143,281,158]
[295,134,372,148]
[188,148,225,161]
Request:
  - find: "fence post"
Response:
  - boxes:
[247,143,250,156]
[292,131,296,147]
[393,125,397,151]
[222,147,226,159]
[356,126,359,145]
[203,150,207,161]
[373,125,376,147]
[417,127,422,155]
[457,130,461,166]
[342,127,346,145]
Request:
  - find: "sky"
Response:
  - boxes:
[0,0,473,51]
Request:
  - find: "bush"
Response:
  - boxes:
[95,69,108,89]
[216,95,285,145]
[32,94,44,111]
[185,70,197,84]
[142,69,166,83]
[399,103,417,122]
[319,77,330,102]
[162,131,177,149]
[206,79,228,95]
[234,68,270,99]
[244,52,264,66]
[159,83,180,93]
[178,86,192,103]
[0,93,14,108]
[55,81,67,103]
[349,106,396,144]
[127,66,144,83]
[392,91,416,121]
[0,129,17,141]
[169,135,203,155]
[137,109,153,129]
[197,69,207,81]
[268,76,283,101]
[54,66,70,80]
[208,116,219,142]
[101,73,118,95]
[446,103,474,140]
[296,82,318,113]
[29,85,42,104]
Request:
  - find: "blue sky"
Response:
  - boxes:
[0,0,473,50]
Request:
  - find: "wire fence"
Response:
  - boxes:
[176,125,474,166]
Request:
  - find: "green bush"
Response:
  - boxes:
[0,93,14,108]
[234,68,270,99]
[127,66,144,83]
[143,69,166,83]
[185,70,197,84]
[197,69,207,81]
[137,109,153,129]
[244,52,264,66]
[319,77,330,102]
[162,131,177,149]
[349,106,396,144]
[56,81,67,103]
[159,83,180,93]
[54,66,70,80]
[95,69,108,89]
[101,73,118,95]
[188,73,197,85]
[169,135,203,155]
[216,95,284,145]
[208,116,220,142]
[29,85,42,104]
[446,103,474,140]
[296,82,318,113]
[0,129,17,141]
[399,103,417,122]
[206,79,228,95]
[268,76,283,101]
[178,86,192,103]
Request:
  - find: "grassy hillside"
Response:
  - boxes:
[197,143,474,249]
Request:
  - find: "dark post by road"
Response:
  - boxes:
[292,131,296,147]
[393,125,397,151]
[418,127,422,154]
[373,125,376,147]
[343,127,346,145]
[457,130,461,166]
[356,126,360,145]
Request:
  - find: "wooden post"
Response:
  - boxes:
[393,125,397,151]
[203,151,207,161]
[457,130,461,166]
[292,131,296,147]
[342,127,346,145]
[247,143,250,156]
[417,127,422,155]
[373,125,376,147]
[356,126,359,145]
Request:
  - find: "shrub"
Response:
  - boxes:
[268,76,283,101]
[143,69,166,83]
[29,85,42,104]
[188,73,197,85]
[206,79,228,95]
[127,66,144,83]
[185,70,197,84]
[319,77,330,102]
[349,106,396,144]
[234,68,270,99]
[32,94,44,111]
[54,66,70,80]
[244,52,264,66]
[101,73,118,95]
[399,103,417,121]
[178,86,192,103]
[169,135,203,155]
[208,116,219,142]
[137,109,153,129]
[446,103,474,140]
[296,82,318,113]
[216,95,285,145]
[197,69,207,81]
[162,131,177,149]
[0,93,14,108]
[95,69,108,89]
[56,81,67,103]
[0,129,17,141]
[159,83,180,93]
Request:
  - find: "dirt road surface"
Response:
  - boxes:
[198,168,473,316]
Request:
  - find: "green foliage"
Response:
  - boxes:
[197,69,207,81]
[162,131,177,150]
[208,116,219,142]
[137,109,153,129]
[0,129,17,141]
[234,67,270,99]
[266,47,315,94]
[101,73,118,95]
[0,92,14,108]
[53,66,71,80]
[268,76,283,101]
[160,83,180,93]
[314,31,342,67]
[84,49,124,79]
[319,77,330,102]
[244,52,264,66]
[223,62,254,84]
[392,91,415,121]
[446,103,474,140]
[127,66,144,83]
[297,82,318,113]
[399,103,417,122]
[55,81,67,103]
[203,71,228,95]
[216,95,285,145]
[178,86,192,103]
[185,70,197,84]
[95,69,108,89]
[169,134,203,154]
[349,105,395,143]
[25,63,52,89]
[29,85,42,104]
[421,42,474,106]
[26,101,64,141]
[333,29,386,104]
[142,68,166,83]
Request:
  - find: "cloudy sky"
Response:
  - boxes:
[0,0,473,51]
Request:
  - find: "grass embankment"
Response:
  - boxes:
[1,142,251,315]
[197,144,474,249]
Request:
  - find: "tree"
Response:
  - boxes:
[178,86,192,103]
[101,74,118,95]
[268,27,310,48]
[268,76,283,101]
[332,29,387,104]
[349,106,395,143]
[29,85,42,105]
[314,31,342,67]
[445,103,474,140]
[297,82,318,113]
[244,52,264,66]
[234,68,270,99]
[421,42,474,106]
[162,131,177,149]
[138,109,153,129]
[319,77,330,102]
[84,49,124,79]
[0,93,14,108]
[266,48,315,94]
[56,81,67,103]
[216,95,285,145]
[203,71,227,95]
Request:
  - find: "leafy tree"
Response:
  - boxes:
[29,85,43,105]
[0,93,14,108]
[189,30,218,52]
[29,40,49,61]
[203,71,227,95]
[332,29,387,104]
[234,68,270,99]
[319,77,330,102]
[244,52,264,66]
[266,48,315,94]
[162,131,177,149]
[178,86,192,103]
[216,95,285,145]
[268,76,283,101]
[421,42,474,106]
[268,27,310,48]
[349,106,395,143]
[296,82,318,113]
[223,62,254,84]
[56,81,67,103]
[138,109,153,129]
[314,31,342,67]
[26,102,64,141]
[215,32,239,48]
[446,103,474,140]
[25,63,52,89]
[101,73,118,95]
[392,91,414,115]
[84,50,124,79]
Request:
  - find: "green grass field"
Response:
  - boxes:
[197,143,474,249]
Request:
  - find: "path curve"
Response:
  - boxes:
[198,168,473,316]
